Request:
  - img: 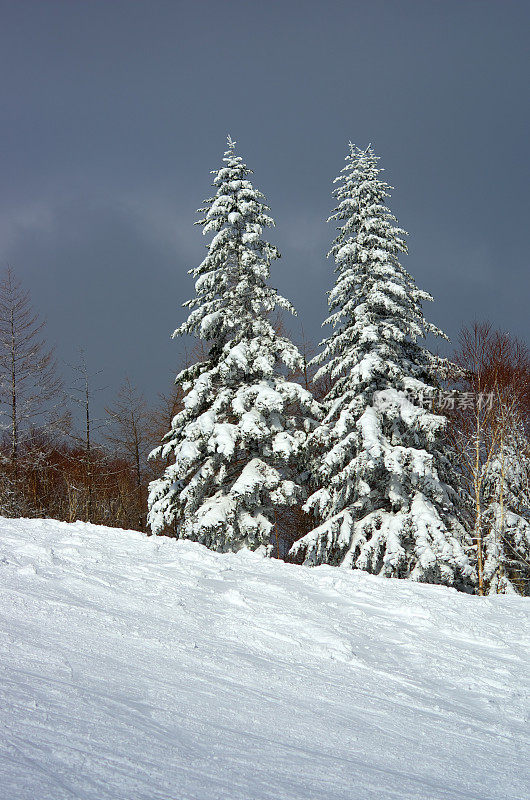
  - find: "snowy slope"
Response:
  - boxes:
[0,518,528,800]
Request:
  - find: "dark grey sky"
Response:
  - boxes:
[1,0,529,415]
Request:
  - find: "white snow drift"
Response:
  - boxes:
[0,517,528,800]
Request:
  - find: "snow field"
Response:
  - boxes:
[0,517,528,800]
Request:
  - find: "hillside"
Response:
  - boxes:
[0,517,528,800]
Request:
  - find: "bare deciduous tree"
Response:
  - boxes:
[0,268,66,510]
[105,378,151,531]
[68,351,106,524]
[448,322,530,594]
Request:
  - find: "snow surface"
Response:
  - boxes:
[0,517,528,800]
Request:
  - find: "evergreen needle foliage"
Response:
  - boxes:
[291,144,473,588]
[148,138,319,551]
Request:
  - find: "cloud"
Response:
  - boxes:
[0,193,196,420]
[0,200,56,256]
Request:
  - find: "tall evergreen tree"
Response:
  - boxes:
[482,418,530,594]
[148,138,318,552]
[291,144,472,588]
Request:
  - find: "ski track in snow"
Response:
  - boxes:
[0,517,528,800]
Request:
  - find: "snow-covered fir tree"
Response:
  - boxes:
[290,144,472,588]
[148,137,318,552]
[482,418,530,594]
